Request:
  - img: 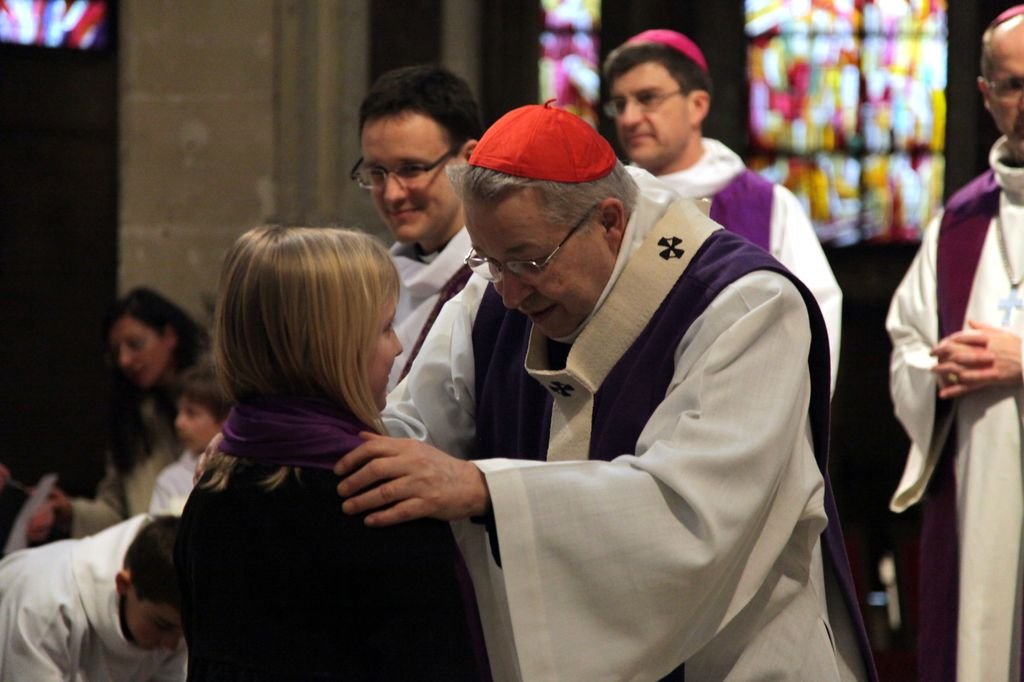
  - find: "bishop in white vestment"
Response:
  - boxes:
[337,103,875,681]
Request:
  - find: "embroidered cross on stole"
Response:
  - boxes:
[523,199,719,461]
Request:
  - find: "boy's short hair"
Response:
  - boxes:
[124,515,181,608]
[178,356,232,422]
[358,65,484,149]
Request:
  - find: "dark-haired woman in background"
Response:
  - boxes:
[28,287,208,541]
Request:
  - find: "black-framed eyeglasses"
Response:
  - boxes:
[464,202,600,283]
[350,147,459,190]
[984,76,1024,101]
[602,90,684,119]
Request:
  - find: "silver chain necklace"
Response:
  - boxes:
[995,216,1024,288]
[994,216,1024,326]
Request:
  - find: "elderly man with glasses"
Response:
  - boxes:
[887,6,1024,680]
[603,30,843,392]
[352,65,483,388]
[335,102,876,681]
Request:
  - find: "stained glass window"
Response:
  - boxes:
[746,0,947,244]
[540,0,601,126]
[0,0,111,51]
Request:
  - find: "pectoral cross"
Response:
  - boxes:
[998,286,1023,327]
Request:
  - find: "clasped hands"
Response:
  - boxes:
[931,320,1023,399]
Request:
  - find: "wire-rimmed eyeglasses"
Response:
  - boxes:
[350,147,458,190]
[464,202,600,282]
[602,90,684,119]
[983,76,1024,101]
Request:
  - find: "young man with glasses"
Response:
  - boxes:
[887,7,1024,679]
[353,65,483,387]
[334,103,876,681]
[603,30,843,392]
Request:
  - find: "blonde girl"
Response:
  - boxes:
[175,226,484,681]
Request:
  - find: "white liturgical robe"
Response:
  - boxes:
[657,138,843,392]
[385,168,867,681]
[0,515,185,681]
[148,449,199,516]
[388,227,472,389]
[888,137,1024,682]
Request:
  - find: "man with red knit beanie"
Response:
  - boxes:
[603,30,843,394]
[336,102,875,680]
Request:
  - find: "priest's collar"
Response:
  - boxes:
[414,227,466,262]
[992,136,1024,200]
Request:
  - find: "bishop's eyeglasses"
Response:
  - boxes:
[464,203,599,282]
[602,89,684,118]
[984,76,1024,101]
[350,147,458,190]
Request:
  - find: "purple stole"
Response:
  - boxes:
[399,264,473,381]
[219,396,368,469]
[472,229,877,681]
[922,169,1001,681]
[937,170,1000,339]
[709,169,774,252]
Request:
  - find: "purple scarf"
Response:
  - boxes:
[219,396,370,470]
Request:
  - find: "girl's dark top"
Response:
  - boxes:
[175,462,485,681]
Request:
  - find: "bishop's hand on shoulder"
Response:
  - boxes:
[334,433,490,527]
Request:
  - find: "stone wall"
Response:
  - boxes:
[118,0,376,324]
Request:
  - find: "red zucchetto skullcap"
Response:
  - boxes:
[468,101,617,183]
[992,5,1024,28]
[627,29,708,74]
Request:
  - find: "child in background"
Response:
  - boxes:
[175,226,485,680]
[149,359,231,515]
[27,288,208,542]
[0,515,185,681]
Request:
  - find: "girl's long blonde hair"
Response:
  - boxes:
[204,225,398,489]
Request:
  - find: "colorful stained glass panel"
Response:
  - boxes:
[745,0,947,243]
[0,0,110,51]
[539,0,601,125]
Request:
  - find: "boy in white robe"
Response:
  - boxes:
[0,515,185,681]
[149,360,230,516]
